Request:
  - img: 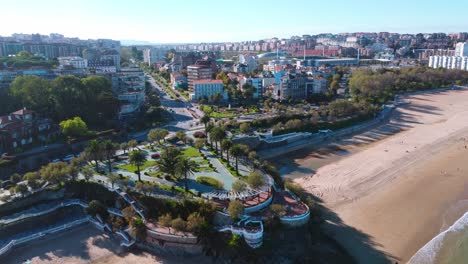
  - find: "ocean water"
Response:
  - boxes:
[408,211,468,264]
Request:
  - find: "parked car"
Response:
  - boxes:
[151,153,160,159]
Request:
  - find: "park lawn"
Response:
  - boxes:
[210,111,236,118]
[195,166,215,173]
[117,160,158,173]
[196,176,223,189]
[182,147,201,158]
[159,184,188,194]
[147,171,163,178]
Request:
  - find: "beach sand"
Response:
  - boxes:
[288,89,468,263]
[2,224,201,264]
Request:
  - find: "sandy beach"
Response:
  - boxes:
[286,88,468,263]
[2,224,205,264]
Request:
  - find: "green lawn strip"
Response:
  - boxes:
[159,184,189,194]
[219,158,240,177]
[117,160,158,173]
[196,176,223,189]
[182,147,201,158]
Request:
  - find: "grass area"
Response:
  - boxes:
[219,158,240,177]
[195,166,215,173]
[159,184,188,194]
[182,147,201,158]
[146,171,163,178]
[196,176,224,189]
[210,111,236,118]
[117,160,158,173]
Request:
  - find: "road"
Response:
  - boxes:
[130,74,204,141]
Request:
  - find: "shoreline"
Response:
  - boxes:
[278,88,468,263]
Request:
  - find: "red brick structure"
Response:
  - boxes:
[0,108,58,153]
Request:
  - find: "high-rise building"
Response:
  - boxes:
[186,58,217,90]
[455,42,468,57]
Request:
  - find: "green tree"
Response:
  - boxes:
[148,128,168,145]
[87,200,109,220]
[209,127,226,153]
[171,217,187,233]
[231,180,247,193]
[158,147,181,179]
[136,181,153,196]
[128,140,138,151]
[175,156,199,191]
[39,162,70,185]
[194,139,206,151]
[84,140,104,171]
[60,117,89,138]
[187,212,205,233]
[229,144,244,175]
[129,150,147,181]
[175,130,188,144]
[239,123,251,134]
[82,169,94,182]
[10,173,22,184]
[120,142,128,154]
[221,139,233,162]
[15,184,28,197]
[227,200,244,220]
[102,140,117,173]
[23,172,41,190]
[130,217,147,242]
[9,75,52,115]
[247,170,264,189]
[200,115,211,134]
[158,213,173,231]
[107,173,120,189]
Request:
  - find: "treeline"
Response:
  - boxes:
[270,100,379,136]
[0,51,58,70]
[0,75,119,127]
[350,67,468,104]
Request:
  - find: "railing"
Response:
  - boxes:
[0,199,123,226]
[0,216,90,257]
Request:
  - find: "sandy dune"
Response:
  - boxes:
[293,89,468,263]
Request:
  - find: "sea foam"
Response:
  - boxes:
[408,211,468,264]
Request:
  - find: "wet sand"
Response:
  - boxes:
[282,89,468,263]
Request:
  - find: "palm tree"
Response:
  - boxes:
[158,147,181,179]
[129,150,147,181]
[120,142,128,154]
[175,156,199,192]
[107,173,120,189]
[84,139,103,171]
[221,139,233,162]
[102,140,117,173]
[210,127,226,154]
[229,144,244,176]
[200,115,211,134]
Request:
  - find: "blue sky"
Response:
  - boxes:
[1,0,467,43]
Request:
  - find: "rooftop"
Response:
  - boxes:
[193,79,223,85]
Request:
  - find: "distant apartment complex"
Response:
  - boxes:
[428,42,468,71]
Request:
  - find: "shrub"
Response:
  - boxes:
[227,200,244,220]
[171,217,187,232]
[193,131,206,138]
[246,171,264,189]
[196,176,223,189]
[231,180,247,193]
